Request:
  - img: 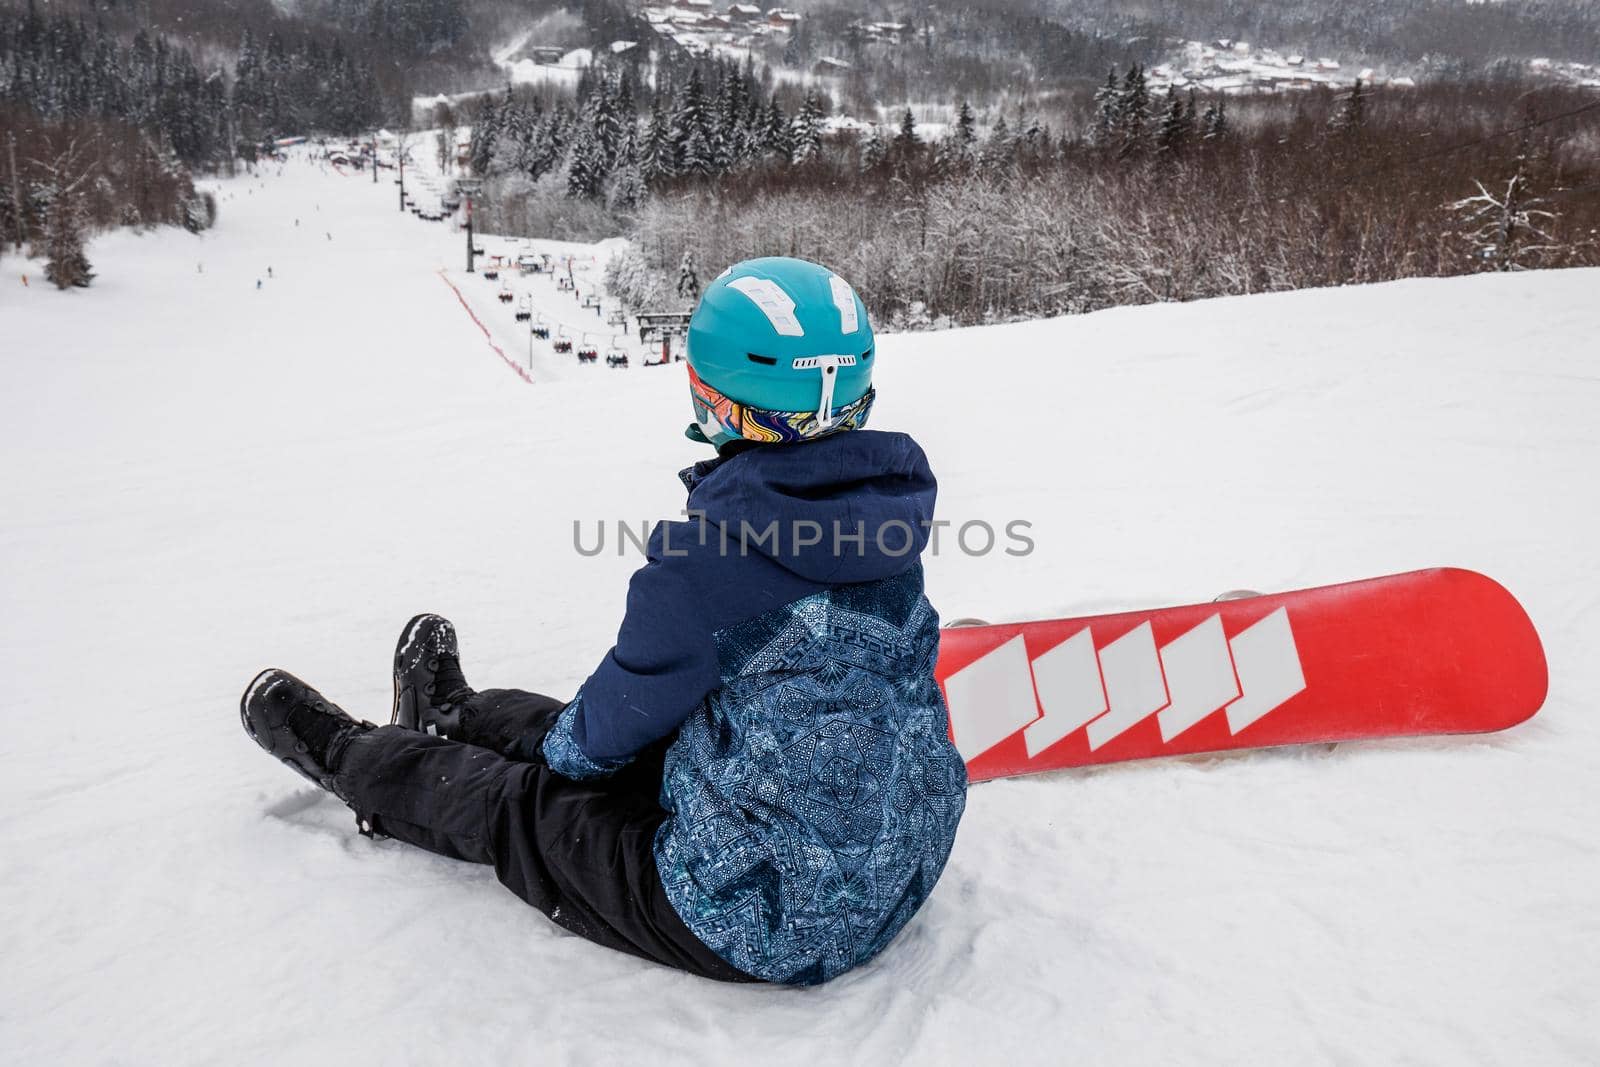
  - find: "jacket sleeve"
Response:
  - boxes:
[541,522,721,780]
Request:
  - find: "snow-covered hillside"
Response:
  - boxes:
[2,153,1598,1065]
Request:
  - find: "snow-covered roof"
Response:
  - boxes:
[823,115,874,133]
[610,40,638,53]
[729,3,761,13]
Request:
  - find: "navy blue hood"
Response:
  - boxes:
[680,430,937,584]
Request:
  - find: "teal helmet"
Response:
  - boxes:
[685,257,875,448]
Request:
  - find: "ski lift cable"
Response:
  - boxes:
[1542,180,1600,202]
[1340,99,1600,186]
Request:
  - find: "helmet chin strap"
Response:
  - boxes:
[791,354,858,429]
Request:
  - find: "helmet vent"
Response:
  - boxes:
[746,353,778,366]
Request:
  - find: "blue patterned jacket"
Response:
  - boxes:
[542,430,967,984]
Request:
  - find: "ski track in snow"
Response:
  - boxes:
[2,150,1598,1066]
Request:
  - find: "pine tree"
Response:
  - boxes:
[608,161,646,211]
[713,70,749,171]
[1092,67,1121,147]
[762,97,791,160]
[600,78,628,169]
[641,97,674,183]
[671,68,712,175]
[35,138,95,288]
[676,248,700,302]
[891,107,920,163]
[1201,98,1229,141]
[1155,87,1191,159]
[791,91,824,164]
[680,125,714,176]
[566,123,605,199]
[860,125,887,172]
[42,186,93,288]
[955,99,977,151]
[980,115,1012,170]
[616,73,636,124]
[947,98,977,168]
[1015,112,1044,162]
[1115,64,1150,159]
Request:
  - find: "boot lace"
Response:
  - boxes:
[428,653,471,705]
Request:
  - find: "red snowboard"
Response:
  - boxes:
[936,568,1547,784]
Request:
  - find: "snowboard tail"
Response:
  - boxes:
[935,568,1547,783]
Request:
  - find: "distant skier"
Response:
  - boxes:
[255,279,261,290]
[267,266,273,279]
[240,257,967,985]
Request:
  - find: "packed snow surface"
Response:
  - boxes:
[3,152,1598,1065]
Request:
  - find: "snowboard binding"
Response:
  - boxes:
[391,614,476,739]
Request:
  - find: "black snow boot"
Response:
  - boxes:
[240,669,374,798]
[391,614,476,739]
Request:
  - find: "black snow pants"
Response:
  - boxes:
[331,688,757,983]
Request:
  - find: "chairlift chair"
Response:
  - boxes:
[515,294,532,321]
[577,333,600,364]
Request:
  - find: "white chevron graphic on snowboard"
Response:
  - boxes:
[945,608,1307,762]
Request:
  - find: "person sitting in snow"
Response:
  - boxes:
[239,256,968,985]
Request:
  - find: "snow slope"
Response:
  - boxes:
[3,155,1598,1066]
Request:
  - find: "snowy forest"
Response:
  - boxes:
[4,0,1599,306]
[0,3,406,284]
[460,61,1600,328]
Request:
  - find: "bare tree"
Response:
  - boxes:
[1448,160,1559,272]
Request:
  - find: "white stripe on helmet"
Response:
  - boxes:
[829,275,860,334]
[727,277,805,337]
